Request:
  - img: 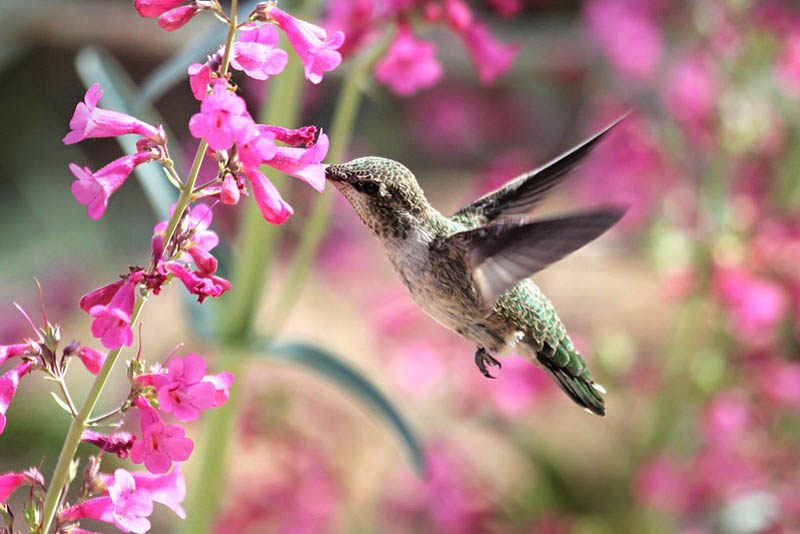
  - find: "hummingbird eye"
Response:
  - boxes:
[353,180,380,195]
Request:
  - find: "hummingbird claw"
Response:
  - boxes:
[475,348,502,379]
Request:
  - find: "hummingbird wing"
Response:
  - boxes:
[452,115,626,226]
[449,208,625,311]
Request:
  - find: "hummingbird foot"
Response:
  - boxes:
[475,348,502,379]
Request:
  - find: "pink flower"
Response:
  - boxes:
[188,82,253,151]
[486,0,523,17]
[758,359,800,408]
[322,0,375,57]
[454,22,518,84]
[78,346,107,374]
[584,0,662,81]
[0,468,44,502]
[100,468,187,519]
[231,24,289,80]
[164,261,232,302]
[237,125,278,171]
[778,32,800,96]
[80,279,125,314]
[203,371,234,407]
[700,391,751,450]
[265,6,345,84]
[220,173,242,205]
[63,83,162,145]
[0,343,30,367]
[60,469,154,533]
[713,266,787,345]
[188,62,212,100]
[243,168,294,224]
[375,27,443,96]
[131,398,193,474]
[134,0,184,17]
[265,131,329,191]
[664,55,717,125]
[633,456,690,515]
[81,429,137,459]
[70,151,154,220]
[89,278,138,350]
[153,354,216,421]
[0,361,35,434]
[159,5,199,31]
[261,124,318,147]
[488,356,552,416]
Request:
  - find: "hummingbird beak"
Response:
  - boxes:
[324,163,349,183]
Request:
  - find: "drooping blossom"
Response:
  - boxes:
[188,82,253,151]
[159,4,199,31]
[164,261,232,302]
[80,279,125,314]
[203,371,234,407]
[81,429,137,459]
[130,398,193,474]
[0,361,36,434]
[0,343,30,367]
[88,278,139,350]
[63,83,162,145]
[0,468,44,502]
[231,24,289,80]
[375,27,443,96]
[454,21,519,84]
[99,468,187,519]
[77,346,107,374]
[59,469,153,534]
[243,168,294,224]
[261,125,317,147]
[133,0,184,17]
[69,151,154,220]
[262,5,345,84]
[265,131,329,191]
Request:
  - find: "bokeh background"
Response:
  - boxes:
[1,0,800,532]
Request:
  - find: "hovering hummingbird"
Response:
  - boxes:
[325,118,626,416]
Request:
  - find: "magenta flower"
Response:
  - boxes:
[154,354,216,421]
[131,398,193,474]
[80,279,125,314]
[0,342,30,367]
[0,361,35,434]
[265,131,329,191]
[63,83,162,145]
[0,468,44,502]
[89,279,138,350]
[488,356,551,416]
[758,359,800,408]
[243,168,294,224]
[81,429,137,459]
[265,6,345,84]
[70,151,153,220]
[203,371,234,407]
[261,124,317,147]
[164,261,232,302]
[188,62,212,100]
[664,55,717,125]
[231,24,289,80]
[375,27,443,96]
[220,173,241,205]
[60,469,154,534]
[714,266,787,346]
[99,468,187,519]
[237,124,278,171]
[455,22,518,84]
[159,5,199,31]
[778,32,800,96]
[77,346,107,374]
[633,456,690,515]
[700,391,751,451]
[188,82,253,151]
[134,0,184,17]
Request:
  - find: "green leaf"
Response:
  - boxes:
[258,339,426,475]
[134,0,262,109]
[74,47,179,219]
[49,392,73,416]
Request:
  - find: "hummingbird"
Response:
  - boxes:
[325,118,626,416]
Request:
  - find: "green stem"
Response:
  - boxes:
[39,294,146,534]
[265,26,396,335]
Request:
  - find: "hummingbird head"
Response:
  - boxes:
[326,157,430,239]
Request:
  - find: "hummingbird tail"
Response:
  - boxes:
[536,345,606,416]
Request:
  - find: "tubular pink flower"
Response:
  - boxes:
[220,173,241,204]
[81,429,137,459]
[63,83,162,145]
[183,202,219,253]
[237,124,278,171]
[261,124,317,147]
[131,398,194,474]
[78,346,108,374]
[187,246,218,275]
[203,371,234,407]
[0,343,30,367]
[134,0,184,17]
[188,62,212,100]
[375,28,443,96]
[80,279,125,314]
[243,168,294,224]
[159,5,199,31]
[155,354,216,422]
[70,151,154,219]
[266,6,345,84]
[164,262,232,302]
[455,22,518,84]
[188,82,253,150]
[89,279,137,350]
[265,131,328,191]
[0,361,35,434]
[0,468,44,502]
[99,469,187,519]
[231,24,289,80]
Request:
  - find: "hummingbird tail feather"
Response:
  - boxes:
[536,346,606,416]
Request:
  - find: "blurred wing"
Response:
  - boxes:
[449,208,626,310]
[452,115,627,226]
